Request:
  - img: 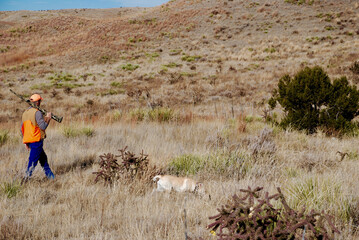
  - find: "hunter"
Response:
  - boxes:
[21,93,55,180]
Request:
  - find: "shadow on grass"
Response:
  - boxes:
[54,154,96,175]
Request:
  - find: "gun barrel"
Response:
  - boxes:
[10,89,63,123]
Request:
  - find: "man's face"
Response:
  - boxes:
[32,100,41,107]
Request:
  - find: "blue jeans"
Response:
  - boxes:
[26,140,55,179]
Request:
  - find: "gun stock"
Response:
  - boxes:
[10,89,63,123]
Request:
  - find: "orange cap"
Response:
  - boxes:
[30,94,43,102]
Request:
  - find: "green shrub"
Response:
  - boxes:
[148,108,174,122]
[0,130,9,146]
[130,109,146,122]
[110,81,124,88]
[129,108,175,122]
[81,127,95,137]
[350,61,359,75]
[181,55,201,62]
[269,66,359,134]
[284,0,314,5]
[168,154,205,175]
[168,151,251,176]
[163,62,182,68]
[62,126,95,138]
[121,63,139,71]
[1,181,21,198]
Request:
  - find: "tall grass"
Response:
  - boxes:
[168,151,252,177]
[1,114,359,239]
[0,130,9,146]
[130,108,175,122]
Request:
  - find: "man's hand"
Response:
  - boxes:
[25,144,30,151]
[45,112,52,123]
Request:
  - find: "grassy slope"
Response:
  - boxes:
[1,0,359,239]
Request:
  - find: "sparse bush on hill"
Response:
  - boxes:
[284,0,315,5]
[130,108,175,122]
[121,63,139,71]
[269,66,359,134]
[181,55,202,62]
[350,61,359,75]
[205,186,339,239]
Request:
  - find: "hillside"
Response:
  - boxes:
[0,0,358,124]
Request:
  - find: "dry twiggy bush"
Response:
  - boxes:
[205,187,340,240]
[249,128,276,157]
[93,147,159,187]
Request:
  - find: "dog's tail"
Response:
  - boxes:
[153,175,162,182]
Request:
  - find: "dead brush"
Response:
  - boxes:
[249,128,276,157]
[206,186,340,240]
[93,147,161,190]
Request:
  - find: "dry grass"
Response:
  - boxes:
[1,117,359,239]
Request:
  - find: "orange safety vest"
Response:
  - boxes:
[21,108,46,143]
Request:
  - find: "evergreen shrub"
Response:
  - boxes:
[269,66,359,134]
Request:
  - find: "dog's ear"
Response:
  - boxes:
[196,182,203,188]
[194,182,203,193]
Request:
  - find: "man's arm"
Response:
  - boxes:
[35,111,51,130]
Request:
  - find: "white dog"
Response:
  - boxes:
[152,175,204,195]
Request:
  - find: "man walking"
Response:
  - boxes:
[21,93,55,180]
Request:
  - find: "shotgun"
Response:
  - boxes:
[10,89,63,123]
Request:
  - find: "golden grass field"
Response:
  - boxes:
[1,0,359,239]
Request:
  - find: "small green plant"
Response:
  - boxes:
[325,25,334,31]
[168,154,205,175]
[285,0,314,5]
[0,45,10,53]
[61,126,95,138]
[169,49,182,55]
[181,55,202,62]
[147,108,174,122]
[48,72,77,82]
[207,186,339,239]
[62,126,81,138]
[130,109,146,122]
[1,181,21,198]
[146,52,160,60]
[129,108,175,122]
[81,127,95,137]
[269,66,359,134]
[121,63,139,71]
[162,62,182,68]
[99,55,111,63]
[0,130,9,146]
[350,61,359,75]
[264,47,276,53]
[110,81,124,88]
